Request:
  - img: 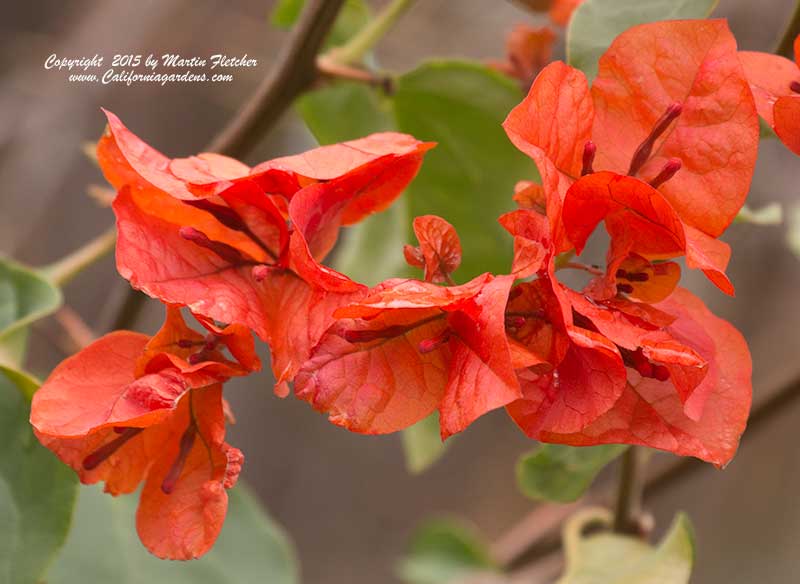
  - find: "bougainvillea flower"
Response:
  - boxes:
[403,215,462,284]
[509,288,751,467]
[488,24,556,88]
[561,171,734,297]
[294,273,520,439]
[740,35,800,154]
[30,308,259,559]
[98,111,433,389]
[503,20,758,282]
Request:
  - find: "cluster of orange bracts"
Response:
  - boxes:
[31,19,800,560]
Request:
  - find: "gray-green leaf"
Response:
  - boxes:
[557,508,695,583]
[517,444,628,503]
[567,0,719,81]
[398,518,497,584]
[49,482,298,584]
[0,257,62,366]
[270,0,371,48]
[0,378,77,584]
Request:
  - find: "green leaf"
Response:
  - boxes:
[0,378,78,584]
[270,0,371,48]
[401,412,450,474]
[298,81,407,286]
[398,518,497,584]
[0,257,62,366]
[393,60,537,281]
[567,0,719,81]
[557,508,695,584]
[517,444,628,503]
[49,482,298,584]
[735,203,783,225]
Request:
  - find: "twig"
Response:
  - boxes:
[110,0,346,331]
[776,0,800,57]
[557,261,603,276]
[327,0,416,66]
[207,0,347,157]
[612,446,645,534]
[493,372,800,575]
[55,306,97,351]
[316,54,393,92]
[40,228,116,287]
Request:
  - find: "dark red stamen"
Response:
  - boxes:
[83,428,143,470]
[627,272,649,282]
[628,102,683,176]
[342,326,413,343]
[203,333,219,351]
[653,365,671,382]
[649,158,682,189]
[177,339,200,349]
[161,425,197,494]
[188,352,208,365]
[418,329,452,354]
[179,227,247,265]
[615,268,628,278]
[581,141,597,176]
[617,283,635,294]
[791,80,800,94]
[505,315,527,329]
[184,200,248,232]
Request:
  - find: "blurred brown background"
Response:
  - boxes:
[3,1,800,582]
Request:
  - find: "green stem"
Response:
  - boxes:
[41,228,116,287]
[329,0,416,66]
[776,0,800,57]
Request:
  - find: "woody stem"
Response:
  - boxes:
[40,227,117,287]
[109,0,346,332]
[776,0,800,57]
[613,446,645,534]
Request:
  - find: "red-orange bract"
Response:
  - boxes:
[295,273,520,439]
[503,20,758,296]
[740,34,800,154]
[30,307,259,559]
[98,110,434,393]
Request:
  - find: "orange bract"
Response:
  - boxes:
[740,34,800,155]
[30,309,257,559]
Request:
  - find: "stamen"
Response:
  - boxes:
[187,352,208,365]
[628,102,683,176]
[252,264,272,282]
[342,326,412,343]
[505,315,527,328]
[791,81,800,94]
[179,227,247,265]
[177,339,201,349]
[581,141,597,176]
[184,200,247,232]
[617,283,634,294]
[203,333,219,352]
[161,425,197,494]
[649,158,682,189]
[652,365,670,382]
[626,272,649,282]
[83,428,143,470]
[418,329,452,354]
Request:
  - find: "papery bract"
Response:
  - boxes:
[30,308,257,559]
[295,274,520,438]
[740,35,800,155]
[100,111,433,388]
[509,288,751,467]
[403,215,462,283]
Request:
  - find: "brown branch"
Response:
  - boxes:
[109,0,346,331]
[493,372,800,577]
